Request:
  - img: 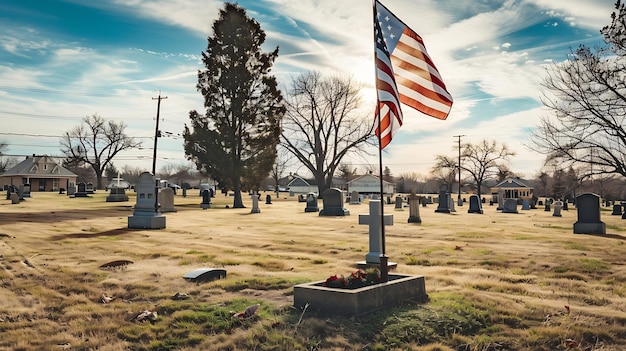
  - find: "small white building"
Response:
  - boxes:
[287,176,318,194]
[347,174,394,195]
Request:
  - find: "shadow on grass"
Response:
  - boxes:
[49,227,133,241]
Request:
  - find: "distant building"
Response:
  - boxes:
[490,177,534,203]
[0,155,77,192]
[347,174,395,195]
[286,175,346,194]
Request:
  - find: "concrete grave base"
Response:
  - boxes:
[293,274,426,316]
[128,214,166,229]
[356,260,398,270]
[573,222,606,235]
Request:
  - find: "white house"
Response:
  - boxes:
[347,174,394,195]
[287,176,318,194]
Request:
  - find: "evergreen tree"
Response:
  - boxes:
[183,3,285,208]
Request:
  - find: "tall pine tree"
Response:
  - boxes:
[183,3,285,208]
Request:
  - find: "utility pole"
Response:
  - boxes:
[152,93,168,175]
[152,93,167,213]
[454,135,465,206]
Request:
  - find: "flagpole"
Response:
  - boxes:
[373,0,389,282]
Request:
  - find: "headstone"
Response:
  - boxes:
[358,200,394,265]
[435,187,451,213]
[159,187,176,212]
[199,183,211,197]
[386,196,392,205]
[265,194,272,204]
[612,204,622,215]
[128,172,166,229]
[553,201,562,217]
[85,182,95,194]
[250,194,260,213]
[350,190,360,205]
[182,187,187,197]
[394,196,403,209]
[544,201,551,212]
[200,189,211,209]
[22,184,31,198]
[5,187,11,200]
[562,201,569,211]
[521,199,530,210]
[106,187,129,202]
[449,194,456,212]
[502,198,518,214]
[408,194,422,223]
[496,188,505,210]
[530,197,537,209]
[468,194,483,214]
[304,193,319,212]
[10,192,19,204]
[75,182,88,197]
[573,193,605,235]
[319,188,349,216]
[67,183,76,197]
[298,194,306,202]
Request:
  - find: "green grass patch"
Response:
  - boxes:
[579,258,610,273]
[213,277,310,292]
[564,241,588,250]
[252,260,286,271]
[311,259,327,264]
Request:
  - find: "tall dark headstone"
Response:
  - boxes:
[200,189,211,210]
[468,194,483,214]
[75,182,88,197]
[435,187,451,214]
[611,204,622,216]
[573,193,605,235]
[319,188,349,216]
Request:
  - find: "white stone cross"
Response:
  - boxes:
[358,200,393,264]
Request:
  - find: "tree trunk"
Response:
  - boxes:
[95,170,104,190]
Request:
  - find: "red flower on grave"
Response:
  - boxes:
[323,268,381,289]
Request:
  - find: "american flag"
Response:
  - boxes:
[374,0,453,149]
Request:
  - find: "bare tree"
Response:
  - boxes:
[461,139,515,198]
[430,155,457,192]
[530,1,626,180]
[270,145,294,197]
[61,114,140,189]
[396,172,426,194]
[158,164,176,180]
[281,71,374,197]
[0,140,10,173]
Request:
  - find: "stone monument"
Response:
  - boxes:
[128,172,166,229]
[573,193,605,235]
[358,200,395,267]
[468,194,483,214]
[304,192,319,212]
[319,188,349,216]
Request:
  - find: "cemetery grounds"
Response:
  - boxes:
[0,192,625,351]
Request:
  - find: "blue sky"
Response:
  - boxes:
[0,0,615,178]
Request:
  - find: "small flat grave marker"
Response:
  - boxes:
[183,268,227,283]
[100,260,134,270]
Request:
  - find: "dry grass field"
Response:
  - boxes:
[1,191,625,350]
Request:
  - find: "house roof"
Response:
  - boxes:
[493,177,532,189]
[1,155,77,178]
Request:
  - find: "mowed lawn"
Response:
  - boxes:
[1,191,625,350]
